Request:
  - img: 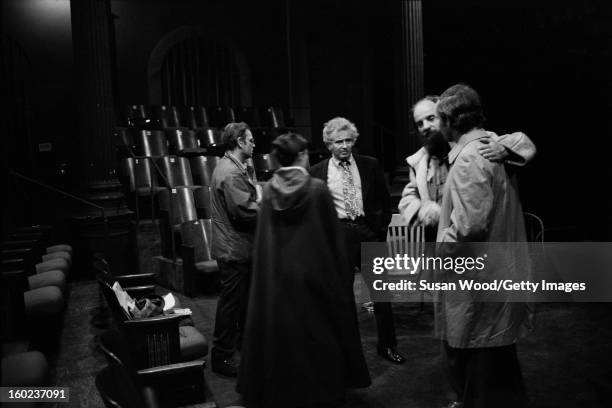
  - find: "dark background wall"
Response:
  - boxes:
[3,0,612,239]
[423,0,612,238]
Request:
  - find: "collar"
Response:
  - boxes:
[225,151,247,174]
[406,147,428,168]
[448,128,488,165]
[331,154,355,168]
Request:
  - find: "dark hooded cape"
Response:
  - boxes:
[237,168,371,408]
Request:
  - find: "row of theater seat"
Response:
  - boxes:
[116,153,221,294]
[124,104,287,131]
[114,125,284,167]
[1,225,73,389]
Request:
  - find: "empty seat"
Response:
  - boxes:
[120,157,165,219]
[155,156,197,188]
[189,156,219,187]
[158,187,198,259]
[114,127,137,158]
[193,186,212,219]
[120,158,164,196]
[134,130,169,157]
[178,106,198,129]
[1,351,48,386]
[207,106,235,128]
[260,106,286,128]
[124,104,150,127]
[28,269,67,293]
[35,257,69,275]
[251,127,278,154]
[252,153,279,181]
[165,128,207,156]
[181,219,218,296]
[24,285,65,318]
[151,105,181,129]
[42,250,72,266]
[186,106,210,129]
[158,187,198,226]
[197,127,223,147]
[46,243,73,255]
[234,106,261,127]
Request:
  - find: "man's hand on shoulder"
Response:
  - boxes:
[477,134,508,163]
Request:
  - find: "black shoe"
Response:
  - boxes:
[212,358,239,377]
[377,347,406,364]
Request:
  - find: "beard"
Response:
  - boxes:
[422,130,450,158]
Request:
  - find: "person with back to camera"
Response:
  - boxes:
[238,132,370,408]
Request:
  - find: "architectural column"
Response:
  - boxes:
[398,0,424,157]
[70,0,135,277]
[70,0,116,183]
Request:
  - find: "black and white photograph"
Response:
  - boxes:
[2,0,612,407]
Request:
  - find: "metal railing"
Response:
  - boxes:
[8,170,110,239]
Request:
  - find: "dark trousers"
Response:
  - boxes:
[212,260,251,360]
[443,341,528,408]
[339,218,397,349]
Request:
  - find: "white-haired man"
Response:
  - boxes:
[310,117,405,364]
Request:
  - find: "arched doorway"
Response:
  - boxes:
[148,26,252,107]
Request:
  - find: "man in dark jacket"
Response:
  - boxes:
[210,122,260,377]
[310,117,406,364]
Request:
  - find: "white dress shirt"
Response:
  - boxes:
[326,155,365,219]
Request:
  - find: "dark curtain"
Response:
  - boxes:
[160,36,241,107]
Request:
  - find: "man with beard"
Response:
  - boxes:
[399,95,536,239]
[399,95,536,408]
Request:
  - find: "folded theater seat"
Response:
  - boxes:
[1,256,66,295]
[97,275,208,369]
[46,244,73,256]
[1,351,49,386]
[2,241,71,281]
[41,250,72,267]
[27,269,67,293]
[1,270,65,353]
[35,257,70,276]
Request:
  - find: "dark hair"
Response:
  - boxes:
[437,84,485,133]
[222,122,251,150]
[271,133,308,167]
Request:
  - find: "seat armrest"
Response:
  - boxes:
[116,272,156,284]
[137,360,206,405]
[123,313,184,326]
[137,359,205,379]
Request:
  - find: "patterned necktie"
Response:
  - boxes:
[340,160,359,220]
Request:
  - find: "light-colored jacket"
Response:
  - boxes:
[398,131,536,226]
[435,128,533,348]
[211,152,260,263]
